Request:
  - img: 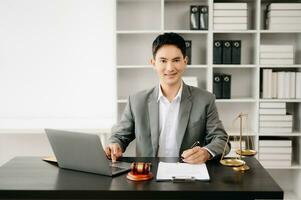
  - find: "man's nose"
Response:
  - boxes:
[166,61,174,71]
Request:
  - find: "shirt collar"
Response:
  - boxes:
[157,81,183,103]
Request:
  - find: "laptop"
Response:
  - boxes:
[45,128,131,176]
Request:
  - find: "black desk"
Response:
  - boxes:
[0,157,283,200]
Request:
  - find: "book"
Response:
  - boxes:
[213,10,247,17]
[259,121,292,128]
[259,108,286,115]
[259,115,293,121]
[259,127,293,133]
[262,69,272,99]
[284,72,290,99]
[289,72,296,99]
[199,6,208,30]
[259,154,291,160]
[213,17,247,24]
[213,73,223,99]
[190,5,200,30]
[267,17,301,24]
[267,10,301,17]
[259,140,292,147]
[277,72,286,99]
[272,72,278,98]
[267,3,301,10]
[182,77,198,87]
[213,40,223,64]
[296,72,301,99]
[214,23,247,30]
[268,23,301,30]
[260,45,294,52]
[231,40,241,64]
[222,74,231,99]
[185,40,192,65]
[260,52,294,59]
[222,41,231,64]
[259,147,292,154]
[214,3,247,10]
[259,102,286,109]
[260,59,294,65]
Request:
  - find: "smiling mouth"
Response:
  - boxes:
[165,73,177,78]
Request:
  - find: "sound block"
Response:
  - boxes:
[126,171,153,181]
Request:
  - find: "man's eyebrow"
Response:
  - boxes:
[159,57,167,60]
[172,57,181,60]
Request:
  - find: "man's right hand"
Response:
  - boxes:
[105,143,123,163]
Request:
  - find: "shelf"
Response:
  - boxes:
[212,64,257,68]
[216,98,257,103]
[259,99,301,103]
[260,65,301,68]
[213,30,257,34]
[163,30,208,34]
[187,65,208,68]
[117,30,163,34]
[261,30,301,34]
[259,132,301,137]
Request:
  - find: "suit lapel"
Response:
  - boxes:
[176,84,192,150]
[148,86,159,156]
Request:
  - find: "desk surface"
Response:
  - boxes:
[0,157,283,200]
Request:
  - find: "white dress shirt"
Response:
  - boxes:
[157,83,183,157]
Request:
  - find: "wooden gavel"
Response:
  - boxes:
[130,162,151,175]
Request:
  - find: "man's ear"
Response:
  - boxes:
[150,58,156,67]
[184,56,188,65]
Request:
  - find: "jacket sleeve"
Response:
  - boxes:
[203,95,231,157]
[108,96,135,152]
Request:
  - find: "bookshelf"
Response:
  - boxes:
[116,0,301,199]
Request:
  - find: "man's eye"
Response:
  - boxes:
[174,60,180,63]
[160,60,167,63]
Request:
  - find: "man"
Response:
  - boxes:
[105,33,230,164]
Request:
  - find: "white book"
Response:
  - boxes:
[260,52,294,59]
[259,140,292,147]
[213,16,247,24]
[259,147,292,154]
[260,121,292,128]
[260,45,294,52]
[277,72,285,99]
[296,72,301,99]
[262,69,272,99]
[259,108,286,115]
[259,127,293,133]
[182,77,198,87]
[289,72,296,99]
[268,3,301,10]
[284,72,291,99]
[259,115,293,121]
[214,3,247,10]
[268,10,301,17]
[260,102,286,109]
[260,160,291,167]
[272,72,278,98]
[267,17,301,24]
[213,10,247,17]
[213,23,247,30]
[259,154,292,160]
[268,23,301,30]
[260,59,294,65]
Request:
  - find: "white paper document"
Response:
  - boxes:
[156,162,210,181]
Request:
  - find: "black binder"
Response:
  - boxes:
[213,73,223,99]
[222,74,231,99]
[190,5,200,30]
[222,41,232,64]
[231,40,241,64]
[199,6,208,30]
[185,40,192,65]
[213,40,223,64]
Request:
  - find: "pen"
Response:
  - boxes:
[181,140,200,160]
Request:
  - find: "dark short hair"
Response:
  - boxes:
[152,32,186,58]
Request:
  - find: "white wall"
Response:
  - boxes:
[0,0,115,129]
[0,0,116,165]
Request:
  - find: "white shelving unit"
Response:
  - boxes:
[116,0,301,199]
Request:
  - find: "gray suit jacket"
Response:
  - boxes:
[110,83,230,157]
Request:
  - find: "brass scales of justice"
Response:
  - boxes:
[220,112,257,171]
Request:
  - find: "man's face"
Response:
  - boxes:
[151,45,187,87]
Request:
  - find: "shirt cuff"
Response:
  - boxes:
[203,147,215,160]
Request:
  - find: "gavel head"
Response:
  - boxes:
[130,162,151,175]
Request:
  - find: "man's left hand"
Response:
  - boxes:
[181,146,211,164]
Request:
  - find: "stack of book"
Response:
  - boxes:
[259,139,292,167]
[182,76,198,87]
[259,102,293,134]
[260,45,294,65]
[262,69,301,99]
[266,3,301,31]
[213,73,231,99]
[226,140,246,158]
[213,3,248,30]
